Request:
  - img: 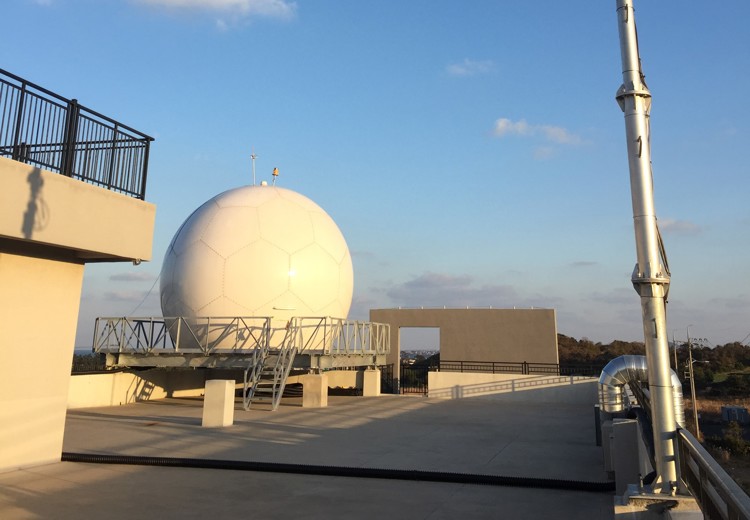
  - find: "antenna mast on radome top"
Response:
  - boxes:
[615,0,677,493]
[250,148,258,186]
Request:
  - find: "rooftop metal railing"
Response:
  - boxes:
[92,316,391,357]
[434,360,604,377]
[289,316,390,356]
[0,68,153,199]
[93,317,272,355]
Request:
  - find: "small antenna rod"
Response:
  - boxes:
[250,148,258,186]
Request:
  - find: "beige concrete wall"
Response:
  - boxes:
[428,372,597,405]
[287,370,363,389]
[68,370,213,409]
[0,157,156,262]
[0,253,84,471]
[71,369,364,409]
[324,370,360,388]
[0,157,156,472]
[370,308,558,368]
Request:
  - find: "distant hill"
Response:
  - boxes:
[558,334,646,366]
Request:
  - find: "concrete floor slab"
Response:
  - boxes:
[1,395,614,519]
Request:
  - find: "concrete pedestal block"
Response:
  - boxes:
[202,379,235,427]
[613,419,641,496]
[362,368,381,397]
[302,373,328,408]
[602,420,614,474]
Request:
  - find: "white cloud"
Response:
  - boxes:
[103,290,150,302]
[658,218,702,235]
[493,117,584,146]
[136,0,296,19]
[539,124,583,145]
[494,118,532,137]
[110,272,157,282]
[385,272,530,309]
[708,296,750,309]
[569,261,598,268]
[446,59,494,77]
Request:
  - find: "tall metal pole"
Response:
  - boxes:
[615,0,678,493]
[687,326,700,439]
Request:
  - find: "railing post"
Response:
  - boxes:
[139,139,150,200]
[523,361,529,375]
[106,123,119,189]
[61,99,79,177]
[92,318,100,352]
[148,318,155,353]
[205,316,211,353]
[175,318,181,352]
[11,82,27,162]
[118,317,126,354]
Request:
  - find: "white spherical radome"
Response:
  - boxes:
[160,185,353,329]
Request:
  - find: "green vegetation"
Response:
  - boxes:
[557,334,646,365]
[706,421,749,456]
[71,352,106,373]
[558,335,750,395]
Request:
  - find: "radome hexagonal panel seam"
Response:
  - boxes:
[160,185,354,332]
[200,205,262,258]
[171,200,221,256]
[308,211,348,264]
[224,240,291,308]
[257,200,316,253]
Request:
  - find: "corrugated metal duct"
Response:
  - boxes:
[598,355,685,426]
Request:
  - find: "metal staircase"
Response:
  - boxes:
[243,328,297,411]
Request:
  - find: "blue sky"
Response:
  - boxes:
[3,0,749,349]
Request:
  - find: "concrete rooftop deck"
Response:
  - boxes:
[1,395,613,519]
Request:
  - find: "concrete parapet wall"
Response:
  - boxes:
[0,157,155,262]
[428,372,598,405]
[70,368,365,409]
[68,370,223,408]
[324,370,360,388]
[287,370,362,389]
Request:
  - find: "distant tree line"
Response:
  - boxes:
[557,334,645,366]
[558,334,750,395]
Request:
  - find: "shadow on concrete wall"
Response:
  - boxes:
[22,167,48,239]
[428,375,598,404]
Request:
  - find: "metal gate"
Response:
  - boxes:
[400,364,429,395]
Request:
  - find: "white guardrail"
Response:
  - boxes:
[677,428,750,520]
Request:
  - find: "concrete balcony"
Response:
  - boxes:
[0,69,155,472]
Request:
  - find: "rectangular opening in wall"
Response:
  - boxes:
[399,327,439,394]
[399,327,440,365]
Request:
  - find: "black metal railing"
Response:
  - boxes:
[0,68,153,199]
[380,364,396,394]
[400,364,429,395]
[436,360,604,377]
[395,359,604,395]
